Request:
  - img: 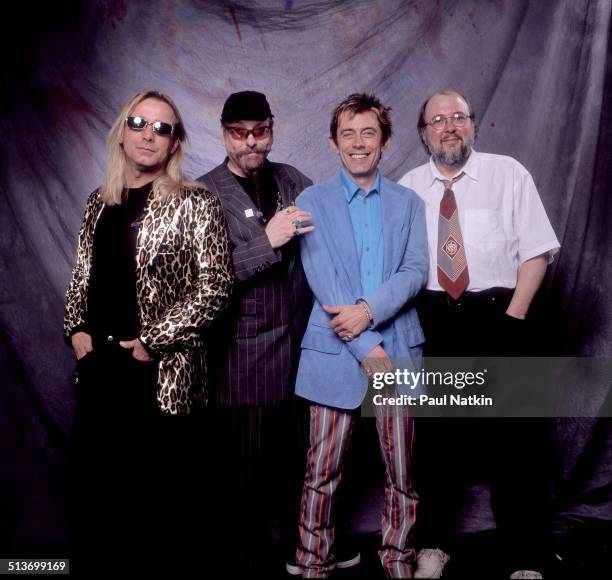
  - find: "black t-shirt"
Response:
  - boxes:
[86,181,152,339]
[230,163,292,275]
[231,163,281,223]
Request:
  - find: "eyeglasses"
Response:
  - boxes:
[224,125,272,140]
[426,113,473,132]
[125,116,175,136]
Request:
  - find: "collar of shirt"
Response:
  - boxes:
[426,148,480,187]
[340,169,381,202]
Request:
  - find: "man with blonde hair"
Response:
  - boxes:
[65,90,232,573]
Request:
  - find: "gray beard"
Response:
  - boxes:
[238,151,266,174]
[433,143,471,167]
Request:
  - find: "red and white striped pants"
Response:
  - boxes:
[296,403,417,578]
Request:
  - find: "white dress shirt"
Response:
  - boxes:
[399,150,560,292]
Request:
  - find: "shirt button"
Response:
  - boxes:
[107,335,114,342]
[366,247,370,252]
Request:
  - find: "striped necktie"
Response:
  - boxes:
[437,173,469,299]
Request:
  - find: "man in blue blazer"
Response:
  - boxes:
[293,93,428,578]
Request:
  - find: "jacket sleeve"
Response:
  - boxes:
[63,190,100,344]
[197,172,281,283]
[230,229,283,282]
[298,192,383,362]
[364,195,428,327]
[139,191,233,352]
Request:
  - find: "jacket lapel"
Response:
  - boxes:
[380,178,405,280]
[213,162,268,236]
[274,164,301,280]
[275,165,296,210]
[137,191,183,266]
[82,192,105,278]
[318,175,362,296]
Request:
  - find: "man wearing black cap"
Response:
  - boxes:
[197,91,314,576]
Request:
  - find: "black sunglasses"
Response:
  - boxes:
[125,116,175,136]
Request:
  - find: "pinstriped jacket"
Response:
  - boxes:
[64,185,233,414]
[197,160,313,406]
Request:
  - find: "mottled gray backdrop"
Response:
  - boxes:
[0,0,610,555]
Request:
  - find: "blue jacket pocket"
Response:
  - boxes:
[301,326,343,355]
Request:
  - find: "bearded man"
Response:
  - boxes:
[399,89,560,580]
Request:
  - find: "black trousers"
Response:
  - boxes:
[68,339,210,575]
[211,398,310,577]
[414,289,551,573]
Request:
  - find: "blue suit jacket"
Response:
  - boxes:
[295,173,428,409]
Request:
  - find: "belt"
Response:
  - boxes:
[89,332,134,349]
[420,287,514,308]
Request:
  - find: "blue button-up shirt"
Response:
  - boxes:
[341,169,384,294]
[340,170,392,348]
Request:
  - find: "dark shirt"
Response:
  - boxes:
[86,181,152,339]
[229,162,291,278]
[231,162,281,223]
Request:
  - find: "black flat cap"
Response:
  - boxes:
[221,91,273,123]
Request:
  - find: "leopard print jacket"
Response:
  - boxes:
[64,185,233,414]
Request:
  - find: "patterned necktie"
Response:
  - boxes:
[437,173,469,300]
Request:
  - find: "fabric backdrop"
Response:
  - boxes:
[1,0,610,555]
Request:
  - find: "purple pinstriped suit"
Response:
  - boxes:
[198,160,313,576]
[199,160,312,406]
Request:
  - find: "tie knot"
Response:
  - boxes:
[441,172,465,191]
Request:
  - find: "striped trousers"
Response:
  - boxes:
[296,403,417,578]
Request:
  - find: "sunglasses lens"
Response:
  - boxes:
[225,126,270,140]
[127,116,146,130]
[126,116,174,135]
[227,127,247,140]
[153,121,173,136]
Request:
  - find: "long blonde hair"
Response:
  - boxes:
[100,90,196,205]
